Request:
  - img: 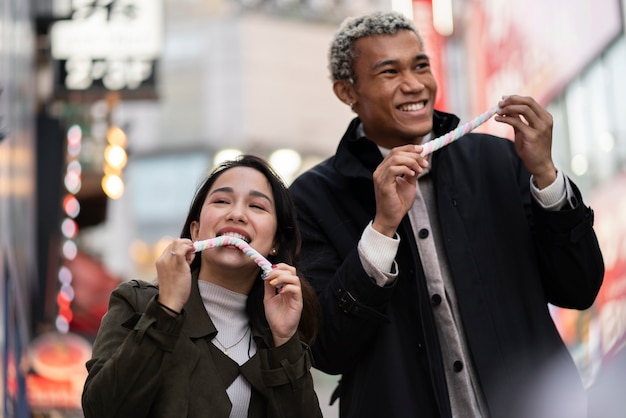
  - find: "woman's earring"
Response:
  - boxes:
[270,248,278,256]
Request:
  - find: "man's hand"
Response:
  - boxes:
[495,95,557,189]
[372,145,429,237]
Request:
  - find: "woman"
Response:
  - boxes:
[82,155,323,418]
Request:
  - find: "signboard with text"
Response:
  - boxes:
[50,0,163,96]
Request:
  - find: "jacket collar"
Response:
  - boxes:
[333,110,460,179]
[182,269,218,339]
[182,270,268,345]
[183,271,269,398]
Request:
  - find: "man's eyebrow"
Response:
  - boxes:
[372,53,430,70]
[210,187,272,202]
[372,59,398,70]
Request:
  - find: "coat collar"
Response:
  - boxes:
[182,271,269,397]
[333,110,460,180]
[182,270,218,339]
[181,270,269,346]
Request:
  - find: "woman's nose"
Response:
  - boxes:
[227,203,247,222]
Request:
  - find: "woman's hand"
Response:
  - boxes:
[155,238,196,315]
[263,263,303,347]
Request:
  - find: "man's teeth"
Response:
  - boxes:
[220,232,249,242]
[399,102,424,111]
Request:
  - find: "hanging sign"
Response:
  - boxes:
[50,0,163,92]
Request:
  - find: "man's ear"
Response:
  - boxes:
[333,80,357,108]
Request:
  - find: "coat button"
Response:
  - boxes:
[431,294,442,306]
[453,361,464,372]
[418,228,429,239]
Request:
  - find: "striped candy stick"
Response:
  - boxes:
[193,236,272,277]
[420,105,501,156]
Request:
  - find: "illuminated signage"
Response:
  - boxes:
[27,332,92,411]
[50,0,163,91]
[462,0,623,137]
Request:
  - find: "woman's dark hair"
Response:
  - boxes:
[180,154,320,345]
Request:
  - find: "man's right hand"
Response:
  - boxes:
[372,144,429,237]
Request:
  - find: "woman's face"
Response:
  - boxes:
[190,166,278,275]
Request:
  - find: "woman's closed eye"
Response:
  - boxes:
[249,202,269,211]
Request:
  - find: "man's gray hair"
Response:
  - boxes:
[328,11,423,82]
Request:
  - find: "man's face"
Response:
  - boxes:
[349,30,437,148]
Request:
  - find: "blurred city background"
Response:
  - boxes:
[1,0,625,416]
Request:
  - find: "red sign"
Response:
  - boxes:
[463,0,623,138]
[27,332,92,410]
[412,0,449,112]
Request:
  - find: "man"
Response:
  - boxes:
[289,11,604,418]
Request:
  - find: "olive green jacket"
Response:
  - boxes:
[82,278,322,418]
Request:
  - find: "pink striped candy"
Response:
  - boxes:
[193,236,272,276]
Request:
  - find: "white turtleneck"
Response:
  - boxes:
[197,280,257,418]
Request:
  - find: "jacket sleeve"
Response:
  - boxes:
[531,178,604,308]
[81,280,185,418]
[291,176,397,375]
[257,335,323,418]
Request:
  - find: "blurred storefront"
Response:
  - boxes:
[448,0,626,414]
[449,0,626,392]
[1,0,37,416]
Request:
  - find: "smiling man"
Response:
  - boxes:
[289,11,604,418]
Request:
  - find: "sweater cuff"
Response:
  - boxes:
[530,169,569,210]
[358,221,399,286]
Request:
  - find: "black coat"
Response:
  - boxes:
[289,111,604,418]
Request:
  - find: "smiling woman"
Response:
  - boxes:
[81,154,322,418]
